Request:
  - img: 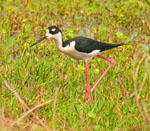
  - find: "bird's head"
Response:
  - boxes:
[30,26,62,47]
[46,26,62,39]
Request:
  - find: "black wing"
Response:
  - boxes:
[64,36,124,53]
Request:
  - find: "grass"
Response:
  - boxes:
[0,0,150,130]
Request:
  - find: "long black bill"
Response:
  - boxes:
[30,36,47,47]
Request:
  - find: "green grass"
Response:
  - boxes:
[0,0,150,130]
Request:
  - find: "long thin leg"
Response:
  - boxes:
[84,62,92,104]
[91,55,114,93]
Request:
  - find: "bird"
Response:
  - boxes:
[30,25,124,104]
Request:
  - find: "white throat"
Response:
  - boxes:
[47,32,63,51]
[46,30,63,51]
[53,32,63,51]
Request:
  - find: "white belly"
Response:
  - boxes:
[59,42,100,61]
[64,48,100,61]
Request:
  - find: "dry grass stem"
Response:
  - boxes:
[11,99,53,126]
[133,52,150,129]
[53,88,59,131]
[0,106,5,129]
[135,54,146,81]
[141,101,150,123]
[4,80,51,131]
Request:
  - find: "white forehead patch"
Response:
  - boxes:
[51,28,56,31]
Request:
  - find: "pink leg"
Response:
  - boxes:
[84,62,92,104]
[91,55,114,93]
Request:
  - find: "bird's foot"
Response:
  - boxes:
[84,92,92,104]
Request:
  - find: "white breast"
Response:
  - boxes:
[60,41,100,62]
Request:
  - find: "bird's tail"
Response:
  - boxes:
[99,43,125,52]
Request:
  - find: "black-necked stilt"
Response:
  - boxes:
[31,26,124,104]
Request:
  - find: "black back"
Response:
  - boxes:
[63,37,124,53]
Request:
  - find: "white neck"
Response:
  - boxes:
[53,32,64,51]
